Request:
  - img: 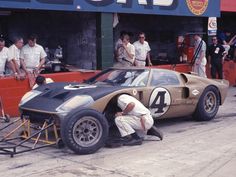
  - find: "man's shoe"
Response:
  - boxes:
[123,137,143,146]
[105,137,124,148]
[147,126,163,140]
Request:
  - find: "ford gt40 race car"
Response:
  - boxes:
[19,67,229,154]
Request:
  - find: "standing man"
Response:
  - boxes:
[208,36,225,79]
[115,94,163,146]
[20,34,47,75]
[193,34,207,78]
[114,31,127,63]
[8,36,24,79]
[133,32,152,67]
[114,34,135,67]
[0,38,8,76]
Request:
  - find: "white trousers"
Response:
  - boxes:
[115,114,154,137]
[193,63,207,78]
[193,57,207,78]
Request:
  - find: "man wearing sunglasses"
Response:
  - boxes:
[133,32,152,67]
[208,36,225,79]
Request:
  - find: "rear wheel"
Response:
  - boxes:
[61,109,109,154]
[193,86,220,121]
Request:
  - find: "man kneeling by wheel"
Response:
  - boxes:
[115,94,163,146]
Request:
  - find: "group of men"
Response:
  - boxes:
[192,33,228,79]
[114,31,152,67]
[0,35,47,79]
[114,31,228,80]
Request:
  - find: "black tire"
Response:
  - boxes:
[56,138,65,149]
[60,109,109,154]
[193,86,220,121]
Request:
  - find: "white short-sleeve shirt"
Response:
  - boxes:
[20,44,47,69]
[0,47,8,74]
[118,94,150,117]
[133,41,151,61]
[8,44,21,66]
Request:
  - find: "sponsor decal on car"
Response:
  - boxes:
[192,89,200,96]
[132,89,137,96]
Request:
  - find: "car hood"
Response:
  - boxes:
[19,82,123,113]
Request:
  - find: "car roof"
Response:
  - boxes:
[111,66,148,70]
[110,66,177,73]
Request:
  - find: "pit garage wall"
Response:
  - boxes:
[0,11,97,69]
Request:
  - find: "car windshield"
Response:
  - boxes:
[85,68,150,87]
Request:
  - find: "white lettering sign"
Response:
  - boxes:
[153,0,173,6]
[114,0,174,6]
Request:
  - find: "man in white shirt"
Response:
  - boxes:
[193,34,207,78]
[8,37,24,79]
[114,34,135,67]
[20,34,47,74]
[115,94,163,146]
[133,32,152,67]
[0,38,8,76]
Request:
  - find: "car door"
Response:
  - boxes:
[145,69,194,119]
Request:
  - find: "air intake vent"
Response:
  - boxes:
[52,91,70,99]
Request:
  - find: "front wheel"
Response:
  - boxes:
[193,86,220,121]
[60,109,109,154]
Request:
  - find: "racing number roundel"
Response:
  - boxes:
[149,87,171,117]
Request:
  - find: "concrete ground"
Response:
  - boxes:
[0,87,236,177]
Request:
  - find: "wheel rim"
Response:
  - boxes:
[72,116,103,147]
[203,91,217,114]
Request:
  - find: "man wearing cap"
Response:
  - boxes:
[20,34,47,75]
[133,32,152,67]
[193,34,207,78]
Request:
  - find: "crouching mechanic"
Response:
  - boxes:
[115,94,163,146]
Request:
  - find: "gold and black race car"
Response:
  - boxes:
[19,67,229,154]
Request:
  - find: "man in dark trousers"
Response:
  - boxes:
[208,36,225,79]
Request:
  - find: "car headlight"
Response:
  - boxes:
[56,95,94,114]
[19,90,42,106]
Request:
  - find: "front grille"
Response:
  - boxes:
[21,110,59,124]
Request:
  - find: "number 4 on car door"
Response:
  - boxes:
[149,87,171,118]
